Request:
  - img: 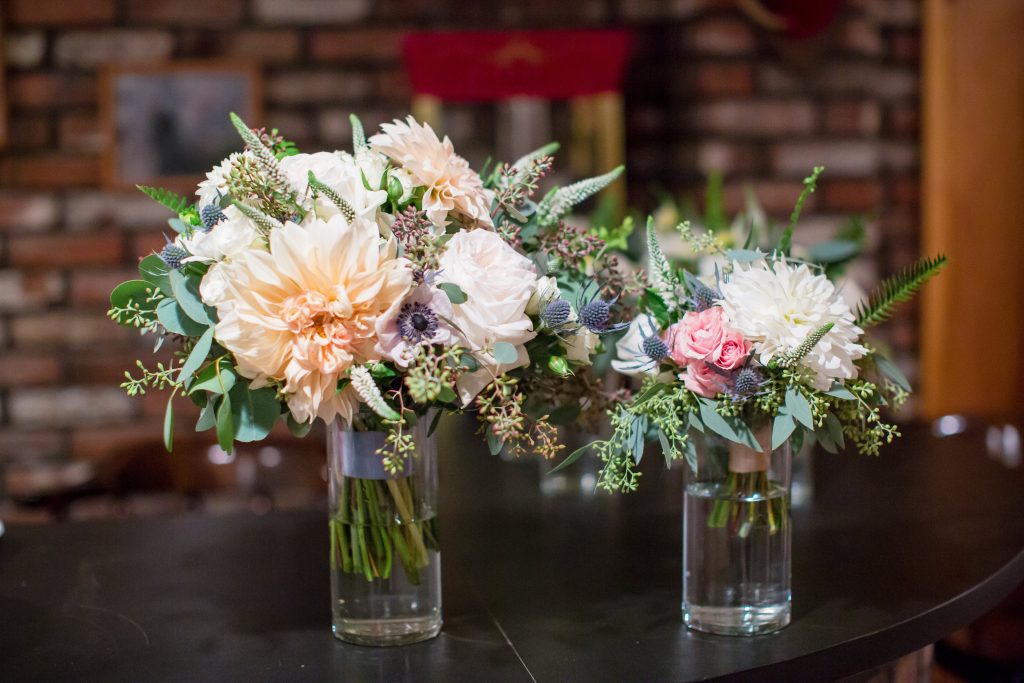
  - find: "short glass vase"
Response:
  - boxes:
[683,430,792,636]
[327,417,441,646]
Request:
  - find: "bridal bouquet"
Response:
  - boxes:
[108,114,626,593]
[560,170,946,510]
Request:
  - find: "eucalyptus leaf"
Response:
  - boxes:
[110,279,153,309]
[724,249,764,262]
[437,282,468,304]
[156,298,207,337]
[437,385,457,404]
[167,217,190,234]
[216,393,234,453]
[163,392,175,452]
[287,413,313,438]
[195,399,217,432]
[548,444,589,474]
[772,412,797,450]
[168,269,215,326]
[631,414,649,465]
[683,436,698,474]
[785,387,815,430]
[698,399,740,444]
[486,429,504,456]
[139,254,173,296]
[825,412,846,450]
[177,327,214,387]
[658,430,674,469]
[190,361,236,395]
[825,383,856,400]
[426,409,443,437]
[229,383,281,443]
[687,411,705,433]
[874,353,911,391]
[806,240,861,264]
[547,404,581,425]
[492,342,519,365]
[460,354,480,372]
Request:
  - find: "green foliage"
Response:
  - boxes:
[779,166,823,255]
[703,170,726,233]
[535,165,624,227]
[231,198,284,234]
[854,254,948,328]
[137,185,192,215]
[350,113,367,152]
[645,216,679,308]
[121,360,180,397]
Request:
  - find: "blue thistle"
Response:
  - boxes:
[541,299,572,328]
[733,367,763,396]
[200,203,227,230]
[159,242,188,270]
[641,334,669,361]
[579,299,611,332]
[689,280,721,312]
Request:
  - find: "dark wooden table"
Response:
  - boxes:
[2,422,1023,682]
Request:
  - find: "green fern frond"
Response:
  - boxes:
[350,114,367,152]
[778,166,824,255]
[137,185,192,215]
[535,165,624,226]
[308,171,356,222]
[854,254,948,328]
[645,216,678,307]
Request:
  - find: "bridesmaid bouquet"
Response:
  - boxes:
[559,169,946,514]
[108,113,627,584]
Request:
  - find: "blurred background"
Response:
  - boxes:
[0,0,1022,676]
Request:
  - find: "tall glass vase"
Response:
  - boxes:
[683,429,792,636]
[327,416,441,646]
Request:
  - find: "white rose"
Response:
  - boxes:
[438,229,538,403]
[181,206,262,263]
[564,328,599,364]
[199,262,230,307]
[527,275,560,316]
[279,152,388,229]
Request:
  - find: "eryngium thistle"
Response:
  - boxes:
[733,366,763,396]
[200,203,227,230]
[541,299,572,327]
[159,242,188,270]
[690,281,721,312]
[579,299,611,332]
[641,334,669,361]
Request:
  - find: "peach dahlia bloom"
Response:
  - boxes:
[204,215,412,424]
[369,116,494,230]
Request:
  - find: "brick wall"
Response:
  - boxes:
[0,0,921,469]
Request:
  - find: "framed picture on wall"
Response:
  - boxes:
[101,62,262,191]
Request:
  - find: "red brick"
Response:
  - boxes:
[4,32,47,68]
[70,268,139,306]
[8,73,97,108]
[890,30,920,64]
[690,100,815,136]
[723,180,812,215]
[13,311,133,348]
[67,352,153,385]
[891,176,919,205]
[839,17,883,56]
[58,113,104,154]
[126,0,244,24]
[0,270,64,311]
[374,68,409,103]
[310,29,404,62]
[139,391,202,421]
[221,30,301,63]
[268,70,373,105]
[0,354,62,387]
[822,179,883,211]
[0,154,102,188]
[888,105,918,136]
[772,141,881,177]
[9,233,123,267]
[131,232,169,260]
[692,63,753,97]
[692,140,758,175]
[7,0,116,25]
[825,102,881,137]
[253,0,372,24]
[6,116,52,150]
[0,193,60,232]
[683,18,757,56]
[70,420,166,462]
[54,31,175,68]
[10,387,136,427]
[0,429,65,462]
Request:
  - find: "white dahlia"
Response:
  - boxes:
[369,116,494,230]
[718,259,866,390]
[204,215,412,425]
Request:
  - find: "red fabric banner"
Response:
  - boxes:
[402,30,632,101]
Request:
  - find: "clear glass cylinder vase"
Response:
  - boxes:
[327,416,441,646]
[683,429,792,636]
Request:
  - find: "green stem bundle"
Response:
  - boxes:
[329,476,440,585]
[707,470,788,539]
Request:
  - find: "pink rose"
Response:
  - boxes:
[666,307,725,365]
[682,363,724,398]
[715,330,750,370]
